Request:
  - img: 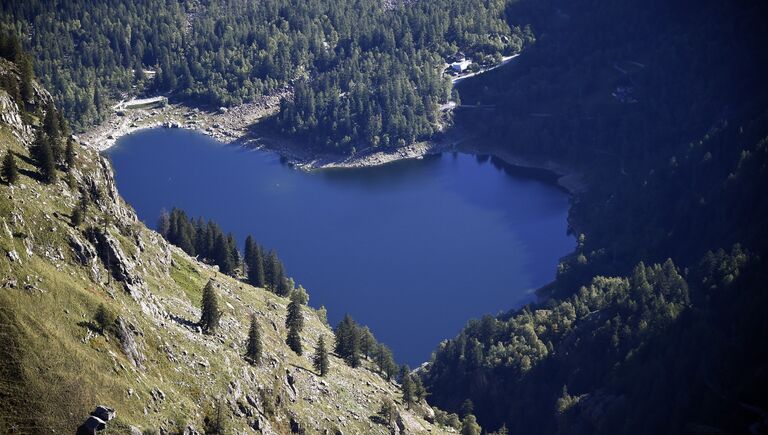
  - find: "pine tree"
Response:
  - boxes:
[460,414,482,435]
[94,303,115,334]
[401,365,414,408]
[32,131,56,184]
[245,314,262,364]
[287,326,302,355]
[286,290,304,354]
[199,280,221,334]
[227,233,240,271]
[313,335,330,376]
[18,54,33,103]
[213,232,234,275]
[245,237,266,287]
[65,137,76,169]
[334,314,361,367]
[460,399,474,418]
[44,106,62,161]
[2,151,18,184]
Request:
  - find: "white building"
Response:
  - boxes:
[450,59,472,73]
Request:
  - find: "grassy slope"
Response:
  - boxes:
[0,64,447,434]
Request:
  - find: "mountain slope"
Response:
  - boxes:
[0,57,448,434]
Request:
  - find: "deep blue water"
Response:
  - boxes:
[107,128,573,365]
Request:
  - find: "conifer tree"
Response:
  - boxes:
[1,151,18,184]
[227,233,240,271]
[213,232,234,275]
[199,280,221,334]
[286,290,304,354]
[18,54,33,103]
[334,314,361,367]
[94,303,115,334]
[460,414,482,435]
[401,365,414,408]
[65,138,75,170]
[245,237,266,287]
[245,314,262,364]
[313,335,329,376]
[32,131,56,184]
[43,106,62,161]
[287,326,302,355]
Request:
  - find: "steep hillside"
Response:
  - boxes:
[423,0,768,432]
[0,58,449,434]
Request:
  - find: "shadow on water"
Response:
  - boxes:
[106,128,574,366]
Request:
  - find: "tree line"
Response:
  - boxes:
[158,208,291,296]
[1,0,531,151]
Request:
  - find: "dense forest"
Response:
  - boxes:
[424,0,768,432]
[0,0,530,152]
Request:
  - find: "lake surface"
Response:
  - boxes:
[107,128,573,365]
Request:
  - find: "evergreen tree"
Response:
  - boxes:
[245,314,262,364]
[287,326,302,355]
[199,280,221,334]
[264,250,279,289]
[17,53,33,103]
[413,375,427,401]
[334,314,361,367]
[32,131,56,184]
[401,365,414,408]
[1,151,18,184]
[313,335,330,376]
[65,138,75,169]
[213,232,234,275]
[375,343,397,380]
[246,237,266,288]
[43,106,62,161]
[460,399,474,418]
[94,303,115,334]
[286,290,304,354]
[460,414,482,435]
[227,233,240,271]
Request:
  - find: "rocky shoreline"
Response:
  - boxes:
[82,96,584,195]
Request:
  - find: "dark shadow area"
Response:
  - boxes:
[168,313,198,330]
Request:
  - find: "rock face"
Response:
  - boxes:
[116,317,145,369]
[85,227,145,294]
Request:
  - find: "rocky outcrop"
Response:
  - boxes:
[75,405,115,434]
[116,317,145,369]
[85,227,145,294]
[69,232,102,282]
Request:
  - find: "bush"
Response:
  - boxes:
[94,303,116,334]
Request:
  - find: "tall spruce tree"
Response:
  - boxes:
[2,151,18,184]
[245,314,262,364]
[286,290,304,354]
[213,232,234,275]
[314,335,330,376]
[64,137,75,170]
[32,131,56,184]
[199,280,221,334]
[334,314,361,367]
[17,53,33,103]
[245,236,266,287]
[401,365,415,408]
[43,106,62,162]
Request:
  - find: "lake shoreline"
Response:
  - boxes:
[83,100,585,195]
